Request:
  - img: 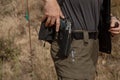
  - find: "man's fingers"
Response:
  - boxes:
[110,31,120,35]
[110,27,120,31]
[109,29,120,34]
[60,11,64,19]
[49,17,56,26]
[110,16,120,35]
[56,18,60,32]
[45,17,51,26]
[111,19,116,28]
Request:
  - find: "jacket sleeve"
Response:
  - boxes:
[98,0,111,54]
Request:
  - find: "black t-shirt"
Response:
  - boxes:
[58,0,103,32]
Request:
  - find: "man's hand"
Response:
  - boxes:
[109,16,120,35]
[42,0,64,32]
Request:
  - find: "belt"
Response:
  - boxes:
[72,32,98,40]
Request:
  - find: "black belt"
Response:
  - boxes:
[72,32,98,40]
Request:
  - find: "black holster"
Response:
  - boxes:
[39,19,72,57]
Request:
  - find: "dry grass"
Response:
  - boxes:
[0,0,120,80]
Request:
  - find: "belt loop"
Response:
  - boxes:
[83,31,89,45]
[94,32,98,40]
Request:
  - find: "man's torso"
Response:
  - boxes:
[58,0,103,32]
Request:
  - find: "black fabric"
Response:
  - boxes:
[39,18,67,42]
[38,21,56,42]
[98,0,111,54]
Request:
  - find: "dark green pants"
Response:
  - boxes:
[51,39,99,80]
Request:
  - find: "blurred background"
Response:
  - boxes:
[0,0,120,80]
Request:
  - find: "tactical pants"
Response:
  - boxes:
[51,38,99,80]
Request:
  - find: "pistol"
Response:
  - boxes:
[58,19,72,57]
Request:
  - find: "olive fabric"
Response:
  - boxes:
[51,38,99,80]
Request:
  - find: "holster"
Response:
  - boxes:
[57,19,72,57]
[39,18,72,57]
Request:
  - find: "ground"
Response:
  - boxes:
[0,0,120,80]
